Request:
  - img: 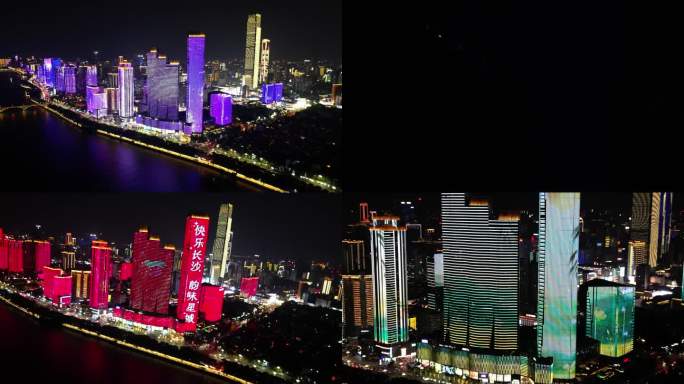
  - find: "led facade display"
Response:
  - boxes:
[186,35,205,133]
[239,276,259,298]
[537,192,580,380]
[90,240,112,309]
[176,215,210,331]
[210,93,232,126]
[585,284,635,357]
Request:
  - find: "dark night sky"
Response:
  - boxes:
[0,194,342,267]
[0,1,341,62]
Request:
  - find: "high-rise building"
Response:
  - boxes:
[441,193,519,351]
[107,72,118,88]
[259,38,270,84]
[146,49,161,116]
[370,215,408,358]
[243,14,262,90]
[56,65,65,92]
[341,274,373,338]
[86,65,97,87]
[157,61,179,121]
[61,251,75,271]
[627,240,646,283]
[176,215,210,331]
[240,276,259,298]
[105,88,118,115]
[186,34,205,134]
[342,240,367,274]
[71,269,91,299]
[209,93,232,126]
[44,58,54,86]
[64,65,76,94]
[582,280,635,358]
[130,228,174,314]
[209,203,234,285]
[89,240,112,310]
[426,253,444,312]
[117,61,134,118]
[359,202,370,224]
[322,277,333,295]
[0,235,7,271]
[332,83,343,106]
[537,192,580,381]
[649,192,673,267]
[199,284,224,322]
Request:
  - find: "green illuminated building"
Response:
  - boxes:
[583,280,635,357]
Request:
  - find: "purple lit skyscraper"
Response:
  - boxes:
[64,65,76,94]
[210,93,232,126]
[86,65,97,87]
[186,34,205,134]
[43,58,53,87]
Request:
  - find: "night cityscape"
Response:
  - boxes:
[0,193,342,383]
[341,193,684,383]
[0,2,341,192]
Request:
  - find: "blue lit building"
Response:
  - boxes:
[185,34,205,134]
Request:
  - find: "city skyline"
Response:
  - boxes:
[0,194,341,266]
[0,1,342,62]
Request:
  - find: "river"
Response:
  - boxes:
[0,71,259,192]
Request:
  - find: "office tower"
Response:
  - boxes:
[7,240,23,273]
[199,284,224,322]
[360,202,370,224]
[44,58,53,86]
[117,61,134,118]
[42,267,72,306]
[537,192,580,380]
[0,235,7,270]
[34,240,51,273]
[146,49,161,116]
[370,214,408,358]
[89,240,112,310]
[243,13,262,90]
[209,203,234,285]
[426,253,444,311]
[176,215,211,331]
[259,38,270,83]
[649,192,673,267]
[627,240,646,283]
[71,269,91,299]
[141,244,174,314]
[61,251,75,271]
[130,228,154,309]
[343,240,366,274]
[186,34,205,134]
[105,88,118,115]
[64,65,76,94]
[56,65,65,92]
[583,280,635,358]
[341,274,373,337]
[209,93,232,126]
[107,72,118,88]
[157,61,179,121]
[240,276,259,298]
[86,65,97,87]
[440,193,519,350]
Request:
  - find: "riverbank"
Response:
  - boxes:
[35,100,289,193]
[0,287,286,384]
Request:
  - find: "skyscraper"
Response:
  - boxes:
[259,38,270,84]
[186,34,205,134]
[243,14,262,90]
[130,229,173,314]
[426,252,444,312]
[341,274,373,338]
[440,193,519,350]
[158,61,180,121]
[86,65,97,87]
[370,214,408,358]
[176,215,210,331]
[117,61,134,118]
[64,65,76,94]
[209,93,232,126]
[537,192,580,381]
[89,240,112,310]
[342,239,366,274]
[209,203,233,285]
[649,192,673,267]
[43,58,53,86]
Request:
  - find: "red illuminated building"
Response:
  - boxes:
[200,284,224,322]
[360,202,370,223]
[0,236,8,270]
[8,239,24,273]
[119,262,133,280]
[176,215,211,332]
[130,227,174,315]
[42,266,72,306]
[240,276,259,298]
[89,240,112,310]
[34,240,51,273]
